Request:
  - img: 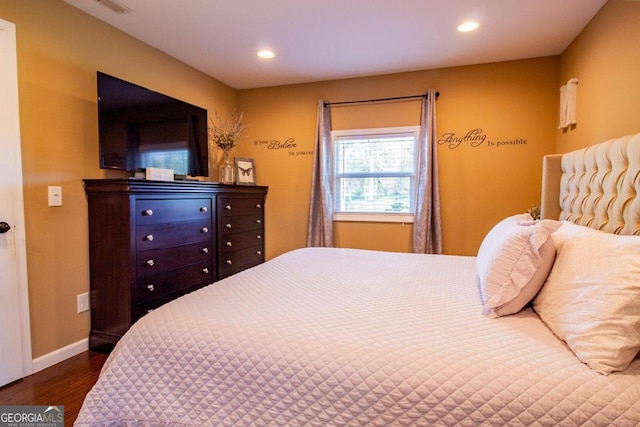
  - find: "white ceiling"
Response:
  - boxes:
[63,0,607,90]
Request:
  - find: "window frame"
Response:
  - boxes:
[331,126,420,223]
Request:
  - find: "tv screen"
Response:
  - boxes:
[97,72,208,177]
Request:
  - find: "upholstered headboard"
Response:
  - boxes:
[541,133,640,236]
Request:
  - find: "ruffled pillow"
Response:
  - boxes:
[477,214,560,318]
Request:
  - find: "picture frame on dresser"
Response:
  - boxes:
[235,157,256,185]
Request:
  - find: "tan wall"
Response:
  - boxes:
[0,0,236,358]
[556,0,640,152]
[238,57,559,258]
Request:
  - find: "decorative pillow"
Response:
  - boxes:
[533,227,640,375]
[477,214,561,318]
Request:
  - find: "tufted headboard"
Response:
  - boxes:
[541,133,640,235]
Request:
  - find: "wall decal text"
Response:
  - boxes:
[254,138,314,157]
[438,129,527,149]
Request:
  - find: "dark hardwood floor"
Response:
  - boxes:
[0,351,108,427]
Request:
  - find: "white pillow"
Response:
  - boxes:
[477,214,560,318]
[533,227,640,375]
[549,220,594,251]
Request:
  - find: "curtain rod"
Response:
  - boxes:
[324,91,439,107]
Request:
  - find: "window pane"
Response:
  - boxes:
[337,176,412,213]
[336,135,414,176]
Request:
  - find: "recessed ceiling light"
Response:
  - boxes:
[458,21,479,32]
[257,50,275,59]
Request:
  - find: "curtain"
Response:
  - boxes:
[413,90,443,254]
[306,100,334,247]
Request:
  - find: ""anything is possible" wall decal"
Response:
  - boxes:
[438,129,527,149]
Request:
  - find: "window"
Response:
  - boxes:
[332,126,419,223]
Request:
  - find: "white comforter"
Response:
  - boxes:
[75,248,640,426]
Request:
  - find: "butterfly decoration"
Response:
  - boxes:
[238,166,253,176]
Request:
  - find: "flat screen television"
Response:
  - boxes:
[97,72,208,177]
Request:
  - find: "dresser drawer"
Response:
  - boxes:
[136,219,212,250]
[133,280,207,321]
[218,197,264,218]
[219,245,263,278]
[134,294,174,321]
[137,242,212,277]
[136,263,213,304]
[136,198,211,225]
[219,215,263,236]
[220,229,264,254]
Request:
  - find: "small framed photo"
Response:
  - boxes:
[235,157,256,185]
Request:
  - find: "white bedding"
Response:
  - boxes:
[75,248,640,426]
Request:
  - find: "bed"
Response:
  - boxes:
[75,133,640,426]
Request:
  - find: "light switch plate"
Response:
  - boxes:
[48,186,62,207]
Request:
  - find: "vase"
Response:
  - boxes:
[219,151,235,184]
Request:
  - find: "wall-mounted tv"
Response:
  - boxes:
[97,72,208,177]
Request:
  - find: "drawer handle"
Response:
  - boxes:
[202,247,209,254]
[146,284,155,292]
[257,250,262,255]
[202,267,209,274]
[226,241,232,247]
[256,219,262,224]
[256,203,262,209]
[225,223,232,229]
[225,205,232,210]
[256,235,262,240]
[225,260,232,265]
[200,206,208,212]
[143,209,153,216]
[201,227,209,233]
[146,259,155,267]
[145,234,154,241]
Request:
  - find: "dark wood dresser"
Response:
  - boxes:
[84,179,267,352]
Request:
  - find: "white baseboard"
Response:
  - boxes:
[31,338,89,374]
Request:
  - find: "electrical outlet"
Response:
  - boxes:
[77,292,89,313]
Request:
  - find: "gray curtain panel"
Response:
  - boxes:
[307,100,334,247]
[412,91,443,254]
